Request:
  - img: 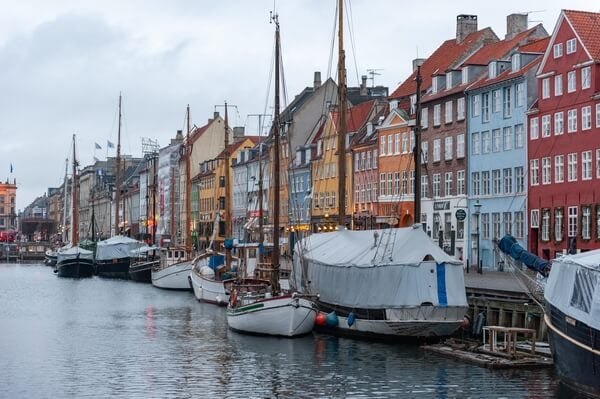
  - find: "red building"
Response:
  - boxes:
[528,10,600,259]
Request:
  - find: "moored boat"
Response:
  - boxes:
[190,250,238,304]
[55,245,95,278]
[95,235,143,279]
[151,247,193,290]
[128,246,159,283]
[45,249,58,266]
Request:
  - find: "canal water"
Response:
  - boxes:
[0,263,580,398]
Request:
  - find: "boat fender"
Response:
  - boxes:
[229,289,238,307]
[315,313,327,326]
[347,312,356,327]
[326,311,339,327]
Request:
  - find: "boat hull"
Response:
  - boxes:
[227,295,317,337]
[129,261,156,283]
[546,305,600,397]
[56,259,95,278]
[314,301,466,340]
[96,258,130,279]
[190,268,230,305]
[151,261,193,290]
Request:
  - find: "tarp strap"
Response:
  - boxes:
[436,262,448,307]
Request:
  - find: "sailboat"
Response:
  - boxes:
[151,105,195,290]
[55,134,95,278]
[290,0,468,340]
[225,13,317,337]
[96,94,145,279]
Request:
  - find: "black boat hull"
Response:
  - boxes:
[96,258,130,279]
[56,259,95,278]
[128,261,157,283]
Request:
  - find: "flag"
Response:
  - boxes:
[107,140,115,149]
[95,142,102,150]
[10,163,13,173]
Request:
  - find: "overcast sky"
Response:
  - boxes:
[1,0,596,211]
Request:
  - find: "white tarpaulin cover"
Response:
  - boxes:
[57,246,94,263]
[292,225,467,309]
[96,236,144,261]
[545,249,600,330]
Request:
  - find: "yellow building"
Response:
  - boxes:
[0,179,17,232]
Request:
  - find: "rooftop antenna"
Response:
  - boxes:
[367,68,383,88]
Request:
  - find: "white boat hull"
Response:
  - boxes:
[189,267,230,305]
[227,295,317,337]
[151,261,193,290]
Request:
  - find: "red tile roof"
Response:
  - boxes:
[564,9,600,61]
[519,37,550,53]
[331,100,376,133]
[216,136,259,159]
[466,56,542,91]
[389,28,497,100]
[463,25,544,65]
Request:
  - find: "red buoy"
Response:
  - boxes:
[315,313,327,326]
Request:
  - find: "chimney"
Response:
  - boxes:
[360,75,368,96]
[412,58,425,72]
[506,13,528,40]
[213,111,220,119]
[313,71,322,89]
[456,14,478,43]
[233,126,245,141]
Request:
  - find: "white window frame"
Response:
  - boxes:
[457,97,465,120]
[568,206,578,238]
[457,170,465,195]
[472,132,481,155]
[554,112,564,135]
[568,153,578,182]
[482,131,491,153]
[516,82,524,107]
[567,70,576,93]
[582,106,592,131]
[421,107,428,129]
[555,208,564,242]
[582,206,591,240]
[433,139,441,162]
[555,74,563,96]
[582,151,592,180]
[568,109,577,133]
[530,117,539,139]
[555,155,564,183]
[492,129,501,152]
[433,104,441,126]
[582,67,591,89]
[457,134,465,158]
[542,78,550,99]
[542,157,551,185]
[503,127,512,151]
[530,209,539,228]
[444,172,452,197]
[530,159,539,186]
[566,38,577,54]
[541,115,551,137]
[444,136,453,160]
[515,124,524,148]
[472,95,480,117]
[503,86,512,117]
[492,90,501,113]
[553,43,563,58]
[445,101,453,124]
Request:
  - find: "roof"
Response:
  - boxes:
[333,99,377,133]
[564,9,600,61]
[216,136,259,159]
[389,28,497,100]
[466,54,542,92]
[463,25,543,65]
[519,37,550,53]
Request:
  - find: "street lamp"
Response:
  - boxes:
[473,200,482,274]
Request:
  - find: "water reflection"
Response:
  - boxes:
[0,264,566,398]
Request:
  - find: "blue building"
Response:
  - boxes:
[466,39,548,269]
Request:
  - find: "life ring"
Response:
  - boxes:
[229,289,238,307]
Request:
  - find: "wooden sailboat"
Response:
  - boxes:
[96,94,145,279]
[55,134,95,278]
[225,13,317,337]
[151,105,195,290]
[291,0,468,340]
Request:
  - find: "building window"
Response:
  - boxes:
[555,74,563,96]
[433,213,440,239]
[492,90,501,112]
[515,167,524,193]
[542,78,550,99]
[380,137,386,156]
[395,133,401,154]
[388,135,393,155]
[504,212,512,236]
[568,109,577,133]
[530,117,539,139]
[457,134,465,158]
[555,208,564,242]
[445,101,453,124]
[541,115,551,137]
[421,176,428,198]
[366,151,371,169]
[482,92,490,122]
[554,112,564,135]
[402,132,408,153]
[380,173,385,196]
[515,124,524,148]
[472,95,480,117]
[482,171,490,195]
[421,107,428,129]
[489,62,497,79]
[373,149,378,168]
[482,213,490,240]
[445,172,452,197]
[582,106,592,130]
[582,205,591,240]
[530,159,539,186]
[492,213,501,239]
[472,132,481,155]
[492,169,501,195]
[387,173,393,196]
[597,149,600,179]
[553,43,563,58]
[515,211,524,239]
[516,82,524,107]
[503,86,512,117]
[445,136,453,160]
[566,38,577,54]
[394,172,400,195]
[597,104,600,128]
[541,209,550,241]
[503,168,512,194]
[433,139,441,162]
[568,153,578,182]
[421,141,428,164]
[555,155,564,183]
[542,157,551,185]
[568,206,578,237]
[472,172,480,196]
[511,54,521,71]
[492,129,501,152]
[582,151,592,180]
[433,104,441,126]
[433,174,441,197]
[409,171,415,195]
[530,209,539,228]
[567,71,576,93]
[446,73,453,90]
[457,170,465,195]
[457,97,465,120]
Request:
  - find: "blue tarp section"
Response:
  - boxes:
[498,235,549,276]
[208,255,225,270]
[436,262,448,307]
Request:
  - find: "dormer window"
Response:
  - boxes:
[432,77,438,94]
[511,54,520,71]
[462,67,469,84]
[446,73,453,90]
[488,61,497,79]
[389,99,398,112]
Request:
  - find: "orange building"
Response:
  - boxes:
[0,179,17,233]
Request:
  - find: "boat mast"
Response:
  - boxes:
[185,104,192,255]
[62,158,69,243]
[72,134,79,246]
[258,120,265,246]
[224,102,232,267]
[413,66,423,222]
[115,93,122,235]
[91,188,96,242]
[271,12,281,293]
[336,0,347,228]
